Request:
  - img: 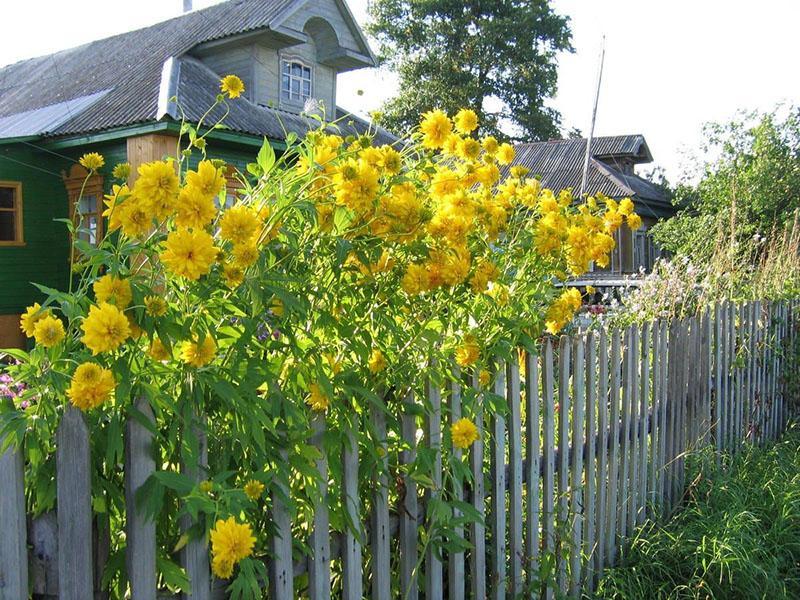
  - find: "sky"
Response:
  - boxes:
[2,0,798,182]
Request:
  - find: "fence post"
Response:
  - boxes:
[0,401,27,600]
[125,397,157,600]
[58,406,94,599]
[556,338,571,594]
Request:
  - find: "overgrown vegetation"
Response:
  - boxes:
[596,427,800,599]
[653,106,800,263]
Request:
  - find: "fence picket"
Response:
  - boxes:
[371,402,390,600]
[557,338,572,594]
[310,416,331,600]
[271,449,294,600]
[542,340,556,600]
[468,375,486,600]
[657,321,668,513]
[342,424,362,600]
[425,372,443,600]
[628,325,640,533]
[583,332,597,591]
[448,369,465,600]
[569,335,585,598]
[181,412,210,600]
[648,322,661,516]
[490,363,507,600]
[619,328,632,541]
[125,398,157,600]
[508,357,524,596]
[605,330,621,566]
[637,324,650,526]
[525,351,541,591]
[0,402,27,600]
[594,330,609,583]
[400,391,419,600]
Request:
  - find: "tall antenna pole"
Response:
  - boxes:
[579,36,606,199]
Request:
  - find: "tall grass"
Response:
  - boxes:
[595,426,800,599]
[610,211,800,327]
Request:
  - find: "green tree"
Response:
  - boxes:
[653,107,800,261]
[367,0,573,141]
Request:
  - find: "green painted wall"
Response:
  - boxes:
[0,140,126,315]
[0,132,260,316]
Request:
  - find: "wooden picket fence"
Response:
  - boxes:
[0,299,797,599]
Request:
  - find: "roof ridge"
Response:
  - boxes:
[0,0,281,73]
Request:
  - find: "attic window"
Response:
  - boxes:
[281,60,312,103]
[0,182,23,245]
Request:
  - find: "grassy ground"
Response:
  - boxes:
[595,425,800,599]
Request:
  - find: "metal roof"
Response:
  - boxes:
[0,0,381,142]
[0,90,109,138]
[512,135,673,218]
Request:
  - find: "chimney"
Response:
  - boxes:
[183,0,192,12]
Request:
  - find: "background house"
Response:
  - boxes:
[512,134,674,292]
[0,0,387,348]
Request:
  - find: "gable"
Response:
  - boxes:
[276,0,375,64]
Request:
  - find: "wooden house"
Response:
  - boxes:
[0,0,387,348]
[511,135,674,293]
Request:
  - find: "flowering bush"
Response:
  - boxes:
[0,78,638,594]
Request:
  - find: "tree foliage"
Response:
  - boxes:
[653,107,800,262]
[367,0,573,141]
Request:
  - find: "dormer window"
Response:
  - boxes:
[281,59,312,103]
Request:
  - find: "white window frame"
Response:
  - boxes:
[280,56,313,105]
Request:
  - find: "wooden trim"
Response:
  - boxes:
[62,165,104,251]
[0,181,24,246]
[0,314,25,349]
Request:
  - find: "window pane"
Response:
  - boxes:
[0,186,14,209]
[302,66,311,80]
[291,78,300,95]
[80,195,97,215]
[0,211,14,241]
[292,63,302,77]
[303,80,311,97]
[282,61,290,74]
[282,74,290,96]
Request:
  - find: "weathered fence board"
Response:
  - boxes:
[8,299,798,599]
[490,364,507,600]
[468,374,486,600]
[0,403,27,600]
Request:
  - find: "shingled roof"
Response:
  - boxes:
[0,0,389,143]
[512,135,672,219]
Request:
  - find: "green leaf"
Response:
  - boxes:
[157,555,190,591]
[153,470,196,496]
[257,138,276,175]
